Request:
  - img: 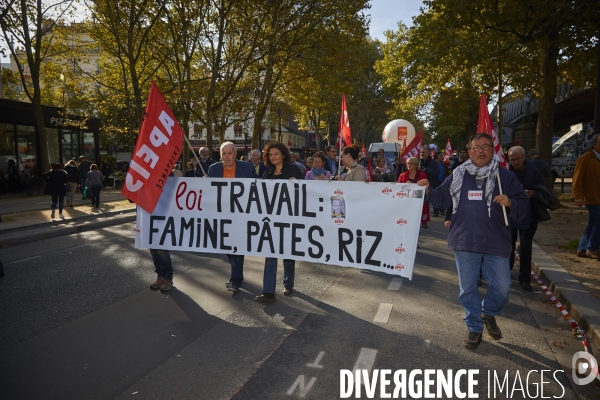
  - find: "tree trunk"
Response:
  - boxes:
[536,28,560,188]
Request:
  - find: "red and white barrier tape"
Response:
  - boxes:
[530,270,600,382]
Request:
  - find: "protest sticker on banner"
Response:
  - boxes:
[134,179,424,279]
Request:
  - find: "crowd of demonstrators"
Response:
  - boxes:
[336,145,366,181]
[195,146,216,177]
[573,134,600,259]
[42,162,68,219]
[375,148,395,171]
[255,142,304,303]
[184,162,195,177]
[371,156,396,182]
[172,164,182,177]
[398,157,430,229]
[304,157,314,177]
[529,149,551,179]
[250,149,267,177]
[324,145,338,175]
[78,156,90,200]
[208,142,258,292]
[305,151,331,180]
[418,133,529,350]
[293,152,307,174]
[418,146,441,217]
[64,159,80,208]
[507,146,545,292]
[100,157,112,187]
[86,164,104,209]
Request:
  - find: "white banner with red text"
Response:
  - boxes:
[134,178,424,279]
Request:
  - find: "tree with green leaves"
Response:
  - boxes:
[0,0,76,173]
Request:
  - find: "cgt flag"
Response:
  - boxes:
[121,81,184,214]
[337,93,352,148]
[477,93,507,168]
[443,138,452,165]
[401,129,423,164]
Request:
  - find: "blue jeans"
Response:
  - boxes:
[149,249,173,280]
[262,258,295,294]
[577,205,600,253]
[51,194,65,213]
[226,254,244,287]
[454,250,511,333]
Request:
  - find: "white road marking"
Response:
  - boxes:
[286,375,316,397]
[306,351,324,369]
[387,277,403,290]
[10,256,42,264]
[373,303,393,323]
[352,348,377,379]
[62,244,91,251]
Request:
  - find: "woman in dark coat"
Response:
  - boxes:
[255,141,304,303]
[43,162,68,219]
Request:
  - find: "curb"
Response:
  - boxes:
[0,209,137,247]
[531,242,600,353]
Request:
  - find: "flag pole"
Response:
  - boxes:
[496,169,509,226]
[184,135,206,176]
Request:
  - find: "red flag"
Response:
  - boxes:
[443,138,452,165]
[122,81,184,214]
[361,144,366,157]
[337,93,352,148]
[477,94,507,168]
[402,137,407,154]
[287,141,291,150]
[401,129,423,164]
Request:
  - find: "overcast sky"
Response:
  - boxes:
[367,0,424,41]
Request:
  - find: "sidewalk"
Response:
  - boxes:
[0,190,136,246]
[1,188,599,354]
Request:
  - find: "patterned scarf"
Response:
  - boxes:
[311,167,327,176]
[449,158,499,218]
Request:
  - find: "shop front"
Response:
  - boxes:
[0,98,101,193]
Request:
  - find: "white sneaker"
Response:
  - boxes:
[59,213,64,219]
[51,211,55,218]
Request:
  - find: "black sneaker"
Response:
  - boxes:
[482,314,502,339]
[226,280,243,288]
[463,331,482,349]
[255,293,276,302]
[227,285,239,292]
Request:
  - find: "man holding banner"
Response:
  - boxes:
[208,142,258,292]
[417,133,529,350]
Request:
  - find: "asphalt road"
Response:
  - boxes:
[0,217,596,399]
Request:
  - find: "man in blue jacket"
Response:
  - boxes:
[208,142,258,292]
[508,146,544,292]
[418,133,529,350]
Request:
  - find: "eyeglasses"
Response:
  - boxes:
[470,144,492,152]
[509,156,524,162]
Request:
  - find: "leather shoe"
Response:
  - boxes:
[586,250,599,259]
[520,281,533,292]
[284,287,293,296]
[255,293,276,302]
[577,250,588,258]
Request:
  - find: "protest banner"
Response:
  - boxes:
[134,178,424,279]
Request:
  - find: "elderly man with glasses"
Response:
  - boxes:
[507,146,545,292]
[417,133,529,350]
